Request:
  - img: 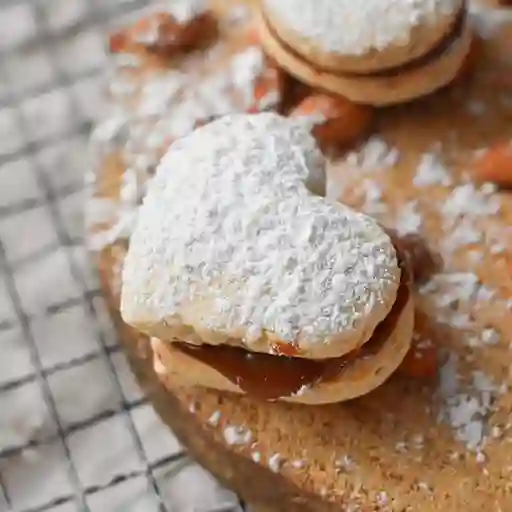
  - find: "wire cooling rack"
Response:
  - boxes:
[0,0,244,510]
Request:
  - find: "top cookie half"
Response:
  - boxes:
[261,0,465,74]
[120,113,401,360]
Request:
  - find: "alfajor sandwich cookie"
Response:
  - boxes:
[121,113,415,404]
[257,0,473,105]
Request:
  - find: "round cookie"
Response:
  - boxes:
[258,11,473,106]
[260,0,465,74]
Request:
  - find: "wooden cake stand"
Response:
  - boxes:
[87,2,512,510]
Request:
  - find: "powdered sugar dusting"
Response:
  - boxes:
[329,111,511,456]
[122,113,400,354]
[164,0,208,24]
[263,0,461,56]
[268,453,282,473]
[208,410,221,427]
[394,201,422,235]
[346,136,400,173]
[409,148,510,453]
[328,136,399,203]
[223,425,253,446]
[437,354,498,450]
[88,25,282,251]
[413,151,452,188]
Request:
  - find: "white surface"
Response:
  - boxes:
[0,1,242,511]
[67,415,144,488]
[0,206,59,263]
[0,327,34,384]
[30,304,102,369]
[85,476,161,511]
[0,441,73,511]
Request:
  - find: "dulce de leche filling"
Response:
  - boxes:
[174,246,411,401]
[264,5,466,78]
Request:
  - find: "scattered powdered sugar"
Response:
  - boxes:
[122,113,400,352]
[394,200,422,235]
[479,328,500,346]
[420,272,480,309]
[328,136,399,202]
[164,0,209,24]
[441,183,501,227]
[292,384,311,397]
[418,481,432,493]
[268,453,282,473]
[475,451,486,464]
[335,454,355,472]
[208,410,221,427]
[395,441,408,453]
[251,451,262,463]
[138,72,186,117]
[344,136,400,174]
[126,1,209,47]
[231,46,263,85]
[437,353,498,450]
[229,46,269,111]
[354,128,512,456]
[223,426,253,446]
[413,151,452,188]
[376,491,389,506]
[360,180,388,218]
[491,426,502,439]
[88,26,281,251]
[440,218,483,256]
[263,0,460,56]
[436,181,503,267]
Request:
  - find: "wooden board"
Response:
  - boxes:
[87,2,512,510]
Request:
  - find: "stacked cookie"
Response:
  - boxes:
[121,113,416,405]
[257,0,472,105]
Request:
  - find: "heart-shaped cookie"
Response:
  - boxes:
[121,113,401,360]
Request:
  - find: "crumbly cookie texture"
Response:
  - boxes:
[121,113,400,356]
[263,0,462,56]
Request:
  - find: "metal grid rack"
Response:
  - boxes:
[0,1,244,510]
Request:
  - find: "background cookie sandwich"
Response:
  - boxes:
[257,0,473,105]
[121,113,415,404]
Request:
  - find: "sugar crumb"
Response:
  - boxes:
[476,451,487,464]
[268,453,282,473]
[208,410,221,427]
[223,425,252,446]
[413,151,452,188]
[336,454,356,472]
[376,491,389,505]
